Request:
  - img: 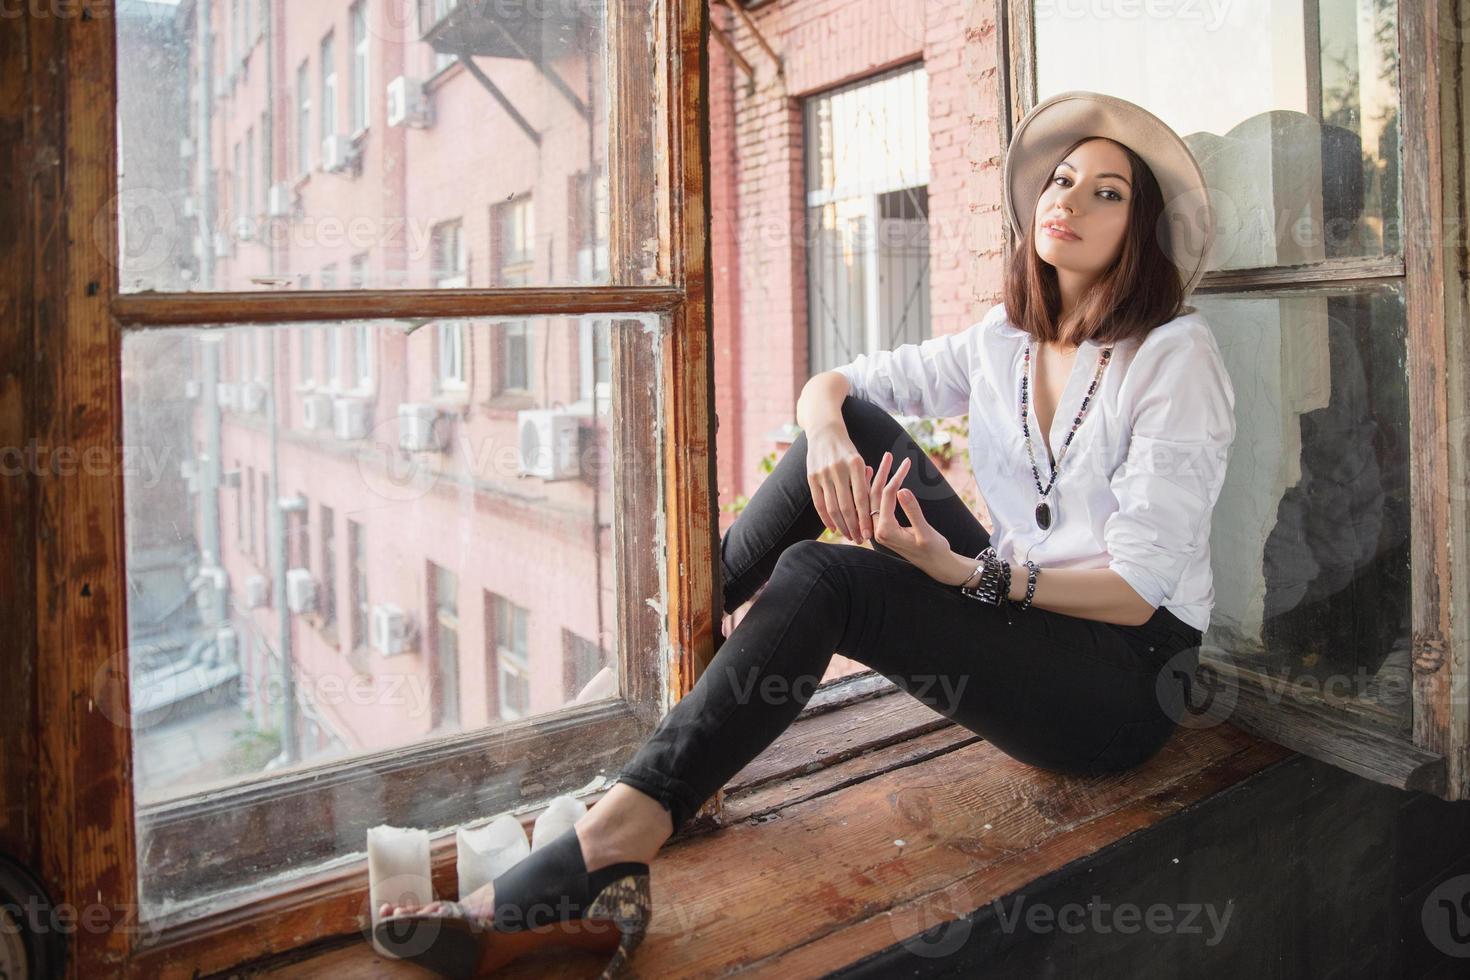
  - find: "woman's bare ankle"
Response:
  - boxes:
[575,784,674,869]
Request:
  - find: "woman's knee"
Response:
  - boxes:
[772,538,840,580]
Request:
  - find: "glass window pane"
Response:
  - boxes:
[1034,0,1400,268]
[805,63,931,376]
[116,0,648,292]
[1194,283,1411,733]
[122,311,662,918]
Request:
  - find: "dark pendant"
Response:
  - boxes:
[1035,501,1052,530]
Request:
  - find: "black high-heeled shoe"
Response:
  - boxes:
[371,824,652,978]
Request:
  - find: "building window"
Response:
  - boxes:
[246,465,256,559]
[429,563,461,730]
[234,459,243,544]
[320,504,336,633]
[292,495,311,571]
[299,327,314,385]
[569,170,609,282]
[319,32,337,147]
[259,109,269,212]
[259,470,269,565]
[349,251,368,289]
[229,0,240,66]
[295,59,310,175]
[492,195,534,285]
[245,125,254,219]
[804,63,931,376]
[324,325,340,387]
[350,1,369,135]
[232,141,243,222]
[349,325,372,391]
[347,519,367,652]
[493,321,531,394]
[579,317,611,403]
[431,220,467,392]
[486,592,530,721]
[562,629,605,702]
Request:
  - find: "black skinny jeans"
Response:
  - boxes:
[615,395,1204,833]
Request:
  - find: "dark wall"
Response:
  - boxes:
[841,754,1470,979]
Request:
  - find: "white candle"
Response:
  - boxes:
[366,824,433,958]
[456,813,530,900]
[532,794,588,851]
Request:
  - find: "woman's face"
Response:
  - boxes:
[1032,137,1133,282]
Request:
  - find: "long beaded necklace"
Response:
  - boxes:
[1020,339,1113,531]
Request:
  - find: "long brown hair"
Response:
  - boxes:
[1002,136,1189,348]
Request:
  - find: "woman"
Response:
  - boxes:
[374,90,1237,978]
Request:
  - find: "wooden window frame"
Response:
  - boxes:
[1006,0,1466,798]
[11,1,715,976]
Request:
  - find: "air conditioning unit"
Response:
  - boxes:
[179,458,198,481]
[321,133,352,173]
[179,136,195,158]
[371,603,413,656]
[517,409,582,480]
[267,182,291,217]
[285,567,317,613]
[302,392,333,430]
[195,565,229,621]
[398,402,448,452]
[239,380,267,413]
[244,574,269,609]
[333,396,372,440]
[213,230,232,258]
[215,625,239,664]
[216,381,239,410]
[181,196,197,218]
[183,378,202,399]
[233,215,256,241]
[386,75,433,128]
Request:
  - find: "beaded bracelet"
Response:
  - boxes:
[1015,560,1040,612]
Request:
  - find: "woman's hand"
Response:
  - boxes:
[805,422,874,544]
[867,451,958,581]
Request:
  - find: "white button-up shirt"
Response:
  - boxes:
[832,301,1237,633]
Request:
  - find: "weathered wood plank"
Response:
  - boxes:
[724,687,960,794]
[0,0,37,864]
[1401,0,1459,795]
[232,724,1280,978]
[32,5,138,978]
[722,724,981,825]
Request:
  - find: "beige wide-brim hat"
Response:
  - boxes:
[1003,90,1217,298]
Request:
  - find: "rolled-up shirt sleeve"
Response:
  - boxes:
[830,311,991,419]
[1104,323,1237,610]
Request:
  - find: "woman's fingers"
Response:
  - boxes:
[832,464,862,541]
[881,457,911,532]
[810,479,838,537]
[847,460,873,543]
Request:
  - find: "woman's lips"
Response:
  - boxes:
[1043,224,1080,241]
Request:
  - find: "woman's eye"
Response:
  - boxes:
[1054,176,1123,202]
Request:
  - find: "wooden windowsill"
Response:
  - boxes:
[220,690,1288,978]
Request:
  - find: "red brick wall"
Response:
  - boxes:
[709,0,1007,520]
